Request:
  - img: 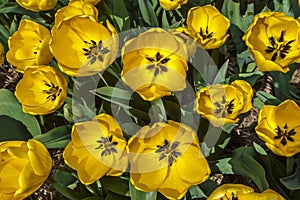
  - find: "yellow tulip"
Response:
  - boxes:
[55,0,98,28]
[121,28,189,101]
[16,0,57,12]
[256,100,300,157]
[243,12,300,73]
[186,5,230,49]
[194,80,254,127]
[207,184,285,200]
[0,139,52,200]
[70,0,101,5]
[0,42,4,65]
[15,65,67,115]
[50,16,118,76]
[63,114,128,185]
[128,120,210,199]
[6,19,53,72]
[158,0,188,11]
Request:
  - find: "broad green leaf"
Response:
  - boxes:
[51,180,90,200]
[129,181,157,200]
[0,116,32,141]
[213,59,229,84]
[111,0,130,31]
[105,192,130,200]
[95,86,132,101]
[253,142,267,156]
[280,159,300,190]
[189,185,207,199]
[256,91,281,106]
[82,197,105,200]
[137,0,158,26]
[0,89,41,136]
[0,2,41,18]
[33,125,71,148]
[229,71,263,86]
[216,158,234,174]
[101,176,130,197]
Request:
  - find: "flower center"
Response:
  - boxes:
[33,40,42,55]
[222,192,238,200]
[214,95,235,118]
[274,123,296,146]
[82,40,110,64]
[265,31,295,62]
[200,26,213,40]
[95,134,118,157]
[43,82,62,101]
[155,139,181,166]
[146,52,169,77]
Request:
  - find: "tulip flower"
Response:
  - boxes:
[0,42,4,65]
[55,0,98,28]
[15,65,67,115]
[6,19,53,72]
[16,0,57,12]
[70,0,101,5]
[256,100,300,157]
[185,5,230,49]
[121,28,189,101]
[243,12,300,73]
[158,0,188,11]
[50,16,118,76]
[194,80,254,127]
[0,139,52,200]
[128,120,210,199]
[63,114,128,185]
[207,184,285,200]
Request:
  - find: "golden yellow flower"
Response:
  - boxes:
[158,0,188,11]
[50,16,118,77]
[55,0,98,28]
[128,120,210,199]
[70,0,101,5]
[16,0,57,12]
[243,12,300,73]
[186,5,230,49]
[0,42,4,65]
[256,100,300,157]
[0,139,52,200]
[15,65,67,115]
[207,184,285,200]
[194,80,254,127]
[6,19,53,72]
[121,28,189,101]
[63,114,128,185]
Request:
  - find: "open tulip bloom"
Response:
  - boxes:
[243,12,300,73]
[256,100,300,157]
[158,0,188,11]
[127,121,211,199]
[15,0,57,12]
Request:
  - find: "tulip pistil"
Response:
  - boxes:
[146,52,169,77]
[274,124,296,146]
[83,40,110,64]
[214,95,235,118]
[200,26,213,40]
[265,31,295,62]
[95,135,118,157]
[155,139,181,166]
[43,82,62,101]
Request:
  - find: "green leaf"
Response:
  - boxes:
[101,176,130,197]
[51,180,90,200]
[129,181,157,200]
[0,2,41,18]
[0,89,41,136]
[189,185,207,199]
[0,116,32,141]
[253,142,267,156]
[230,148,269,191]
[111,0,130,31]
[216,158,234,174]
[95,86,132,101]
[105,192,130,200]
[280,159,300,190]
[256,91,281,106]
[82,197,105,200]
[213,59,229,84]
[137,0,158,26]
[33,125,71,148]
[229,71,264,86]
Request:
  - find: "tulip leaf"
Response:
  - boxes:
[33,125,71,148]
[51,180,91,200]
[0,89,41,136]
[216,158,234,174]
[82,197,105,200]
[137,0,158,26]
[111,0,130,31]
[101,176,130,197]
[0,2,40,18]
[253,142,267,156]
[256,91,281,106]
[105,192,130,200]
[280,159,300,190]
[129,181,157,200]
[213,59,229,84]
[95,86,132,101]
[229,71,264,86]
[0,116,32,141]
[230,148,269,191]
[189,185,207,198]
